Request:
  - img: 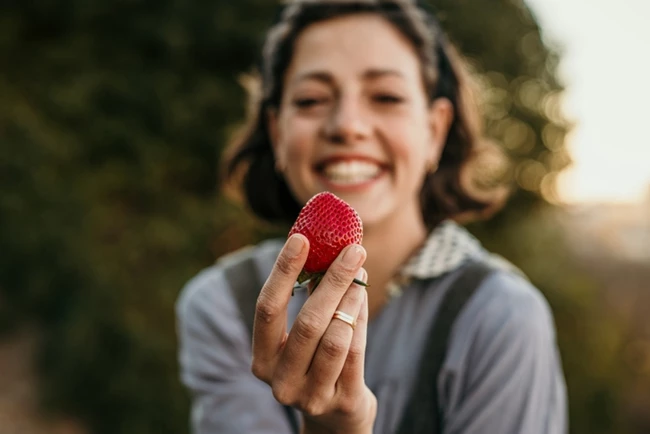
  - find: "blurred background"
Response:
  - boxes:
[0,0,648,433]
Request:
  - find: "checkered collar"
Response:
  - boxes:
[386,220,489,298]
[403,220,488,279]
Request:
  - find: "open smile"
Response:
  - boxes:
[314,157,387,189]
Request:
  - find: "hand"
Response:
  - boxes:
[251,234,377,434]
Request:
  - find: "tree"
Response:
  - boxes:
[0,1,637,433]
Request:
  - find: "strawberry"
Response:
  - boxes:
[288,191,368,291]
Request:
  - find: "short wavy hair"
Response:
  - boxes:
[223,0,510,229]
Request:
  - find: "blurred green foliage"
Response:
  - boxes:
[0,0,640,433]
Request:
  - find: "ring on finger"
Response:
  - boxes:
[332,310,356,330]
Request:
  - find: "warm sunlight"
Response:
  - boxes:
[526,0,650,204]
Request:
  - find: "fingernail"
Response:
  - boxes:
[342,245,364,267]
[355,268,367,282]
[286,234,304,257]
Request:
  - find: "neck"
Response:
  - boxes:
[361,205,429,319]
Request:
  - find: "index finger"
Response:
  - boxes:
[252,234,309,375]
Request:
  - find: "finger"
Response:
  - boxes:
[316,244,366,306]
[275,245,366,381]
[305,269,367,396]
[252,234,308,381]
[336,276,369,396]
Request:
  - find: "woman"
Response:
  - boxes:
[176,1,567,433]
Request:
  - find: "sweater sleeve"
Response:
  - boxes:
[175,265,293,434]
[439,271,568,434]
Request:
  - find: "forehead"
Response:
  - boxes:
[286,14,422,83]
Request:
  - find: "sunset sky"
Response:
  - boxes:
[525,0,650,204]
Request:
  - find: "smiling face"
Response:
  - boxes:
[269,13,453,232]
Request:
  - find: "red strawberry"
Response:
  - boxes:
[288,191,367,290]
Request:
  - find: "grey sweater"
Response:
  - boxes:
[176,225,567,434]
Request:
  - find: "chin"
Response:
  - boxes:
[348,201,391,233]
[297,175,403,229]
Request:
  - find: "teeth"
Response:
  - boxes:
[322,160,381,184]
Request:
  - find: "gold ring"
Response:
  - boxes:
[332,310,356,330]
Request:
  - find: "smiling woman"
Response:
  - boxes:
[223,2,507,231]
[267,13,454,229]
[176,1,568,433]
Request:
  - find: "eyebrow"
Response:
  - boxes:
[363,68,405,80]
[292,68,405,86]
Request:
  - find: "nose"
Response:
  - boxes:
[323,97,371,144]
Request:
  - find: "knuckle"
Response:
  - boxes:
[250,358,268,382]
[293,313,321,343]
[271,380,294,406]
[345,285,364,305]
[346,342,364,365]
[255,295,281,324]
[302,395,327,417]
[320,334,348,360]
[337,396,358,416]
[328,267,353,288]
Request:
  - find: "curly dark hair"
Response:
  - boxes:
[223,0,510,229]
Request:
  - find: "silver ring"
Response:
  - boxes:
[332,310,356,330]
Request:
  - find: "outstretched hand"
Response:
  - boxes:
[251,234,377,434]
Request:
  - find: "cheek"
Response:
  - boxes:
[277,117,312,155]
[382,118,431,167]
[275,117,318,173]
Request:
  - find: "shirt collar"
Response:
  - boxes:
[402,219,488,279]
[386,220,488,298]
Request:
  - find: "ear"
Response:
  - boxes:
[427,97,454,163]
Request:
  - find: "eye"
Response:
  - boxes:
[373,94,404,104]
[293,97,329,108]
